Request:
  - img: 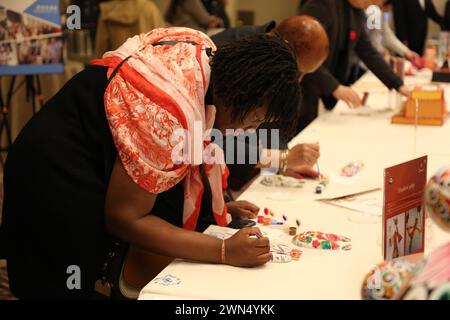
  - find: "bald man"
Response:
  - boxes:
[207,16,329,193]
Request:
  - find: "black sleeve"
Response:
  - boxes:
[354,16,404,91]
[392,0,408,43]
[313,66,340,97]
[425,0,444,27]
[445,1,450,31]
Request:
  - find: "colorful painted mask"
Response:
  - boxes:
[292,231,352,251]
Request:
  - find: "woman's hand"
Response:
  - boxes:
[333,85,363,108]
[283,143,320,178]
[227,200,260,219]
[284,166,320,179]
[398,85,411,97]
[225,227,271,267]
[405,50,420,62]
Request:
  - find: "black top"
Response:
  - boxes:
[211,21,276,44]
[0,65,212,299]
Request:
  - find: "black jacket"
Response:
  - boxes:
[420,0,450,31]
[392,0,442,55]
[298,0,403,131]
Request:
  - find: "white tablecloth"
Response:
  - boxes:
[138,70,450,300]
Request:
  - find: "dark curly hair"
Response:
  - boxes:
[210,34,301,137]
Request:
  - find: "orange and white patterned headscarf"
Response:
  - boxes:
[92,27,228,230]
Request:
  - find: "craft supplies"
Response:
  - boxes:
[315,177,329,194]
[260,175,305,188]
[289,227,297,236]
[290,249,303,261]
[362,92,369,106]
[341,161,364,177]
[270,219,283,225]
[271,253,292,263]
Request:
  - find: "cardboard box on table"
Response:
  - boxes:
[392,87,448,126]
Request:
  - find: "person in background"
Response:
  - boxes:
[95,0,166,58]
[369,1,420,61]
[0,28,301,299]
[391,0,443,55]
[420,0,450,31]
[298,0,410,132]
[202,0,230,28]
[210,16,329,192]
[166,0,223,32]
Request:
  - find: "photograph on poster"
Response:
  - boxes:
[405,206,423,255]
[386,213,405,260]
[0,1,63,75]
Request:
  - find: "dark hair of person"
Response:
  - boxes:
[210,34,301,136]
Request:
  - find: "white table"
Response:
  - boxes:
[139,71,450,300]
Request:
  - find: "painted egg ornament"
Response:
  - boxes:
[397,243,450,300]
[424,166,450,232]
[361,260,417,300]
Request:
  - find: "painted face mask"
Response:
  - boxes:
[292,231,352,251]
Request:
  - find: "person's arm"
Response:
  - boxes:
[425,0,444,26]
[105,158,271,267]
[382,19,413,57]
[445,1,450,31]
[184,0,218,28]
[300,0,362,107]
[256,144,320,178]
[354,15,406,94]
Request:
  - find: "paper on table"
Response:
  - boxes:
[339,105,393,117]
[313,174,380,201]
[324,190,383,217]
